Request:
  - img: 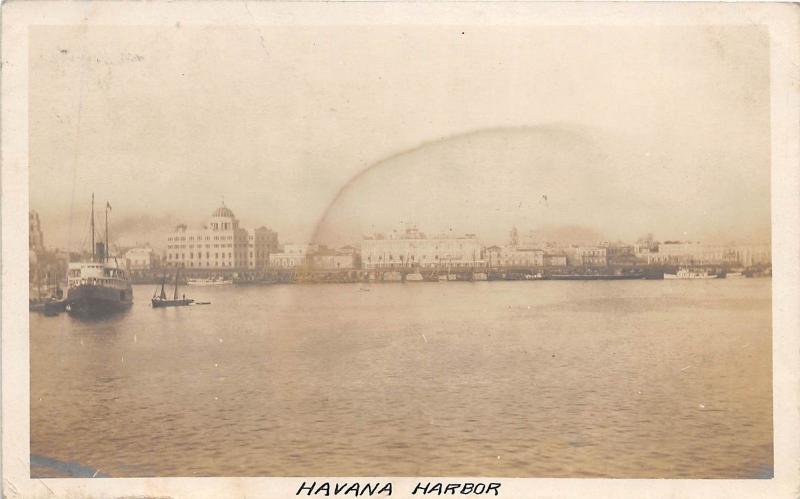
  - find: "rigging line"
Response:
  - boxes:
[66,44,89,254]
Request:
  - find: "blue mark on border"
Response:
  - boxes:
[30,454,110,478]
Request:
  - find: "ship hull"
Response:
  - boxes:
[151,298,194,308]
[66,284,133,317]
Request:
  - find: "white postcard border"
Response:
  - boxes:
[3,2,798,498]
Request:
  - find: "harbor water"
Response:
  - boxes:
[30,279,772,478]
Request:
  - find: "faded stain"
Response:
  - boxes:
[309,124,594,244]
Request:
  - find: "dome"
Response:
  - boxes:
[212,205,235,218]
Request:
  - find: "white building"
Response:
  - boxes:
[124,246,156,270]
[544,253,567,267]
[732,244,771,267]
[485,246,544,267]
[269,243,319,268]
[165,204,278,271]
[360,228,484,270]
[647,242,771,267]
[648,242,737,265]
[562,246,608,267]
[269,244,359,270]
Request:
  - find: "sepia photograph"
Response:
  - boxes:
[3,2,800,498]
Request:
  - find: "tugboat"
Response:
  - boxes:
[151,269,194,308]
[66,195,133,316]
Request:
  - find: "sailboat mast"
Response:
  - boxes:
[174,269,179,300]
[160,272,167,300]
[91,193,95,262]
[105,202,109,262]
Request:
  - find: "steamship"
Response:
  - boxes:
[65,195,133,316]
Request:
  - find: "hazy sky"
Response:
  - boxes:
[29,25,770,251]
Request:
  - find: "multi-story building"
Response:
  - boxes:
[309,247,358,270]
[124,246,157,271]
[360,227,484,270]
[29,211,44,253]
[580,246,607,267]
[543,253,567,267]
[485,246,544,267]
[607,244,637,266]
[732,244,771,267]
[269,243,318,268]
[648,242,770,267]
[648,242,738,266]
[563,246,608,267]
[269,244,359,270]
[633,244,654,263]
[165,204,278,270]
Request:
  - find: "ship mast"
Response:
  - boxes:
[91,193,95,262]
[105,201,109,262]
[159,272,167,300]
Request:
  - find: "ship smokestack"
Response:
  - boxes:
[95,242,106,261]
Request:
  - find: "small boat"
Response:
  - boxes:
[405,272,424,281]
[186,277,232,286]
[43,298,67,316]
[725,272,745,278]
[152,270,195,308]
[663,269,718,280]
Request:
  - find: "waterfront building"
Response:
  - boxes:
[29,211,46,287]
[732,244,771,267]
[165,204,278,271]
[579,246,608,267]
[309,247,358,270]
[269,244,358,270]
[648,242,740,266]
[633,244,654,263]
[607,244,637,266]
[485,245,544,267]
[563,246,608,267]
[269,244,319,268]
[360,227,484,270]
[124,246,157,271]
[29,210,44,253]
[543,253,567,267]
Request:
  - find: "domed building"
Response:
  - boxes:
[165,203,279,273]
